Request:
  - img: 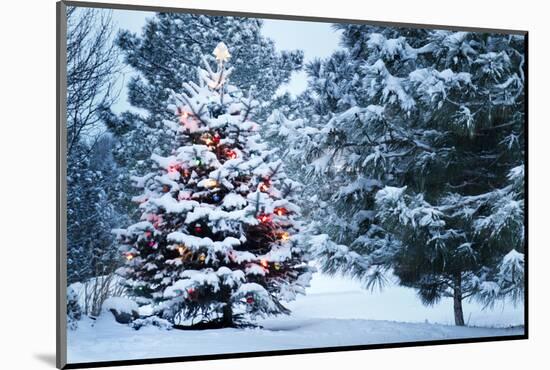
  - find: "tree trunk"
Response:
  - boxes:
[221,302,233,328]
[453,273,465,326]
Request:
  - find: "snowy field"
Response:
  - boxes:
[67,273,524,364]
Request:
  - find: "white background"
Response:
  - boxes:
[0,0,546,369]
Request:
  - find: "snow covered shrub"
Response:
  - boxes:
[82,273,127,317]
[130,316,173,331]
[102,297,139,324]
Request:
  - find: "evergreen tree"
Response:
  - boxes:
[102,13,303,219]
[115,43,313,328]
[65,7,124,284]
[269,26,525,325]
[67,137,126,284]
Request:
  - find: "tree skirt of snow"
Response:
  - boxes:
[67,274,523,364]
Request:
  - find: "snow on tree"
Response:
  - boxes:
[115,43,313,328]
[65,7,125,285]
[101,14,303,222]
[67,138,126,284]
[268,25,525,325]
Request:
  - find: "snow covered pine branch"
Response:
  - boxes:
[267,28,525,326]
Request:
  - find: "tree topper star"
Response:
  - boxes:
[213,42,231,63]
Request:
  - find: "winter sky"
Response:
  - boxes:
[109,8,342,114]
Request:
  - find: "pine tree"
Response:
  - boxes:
[102,14,303,221]
[269,26,525,325]
[67,138,125,284]
[115,43,313,328]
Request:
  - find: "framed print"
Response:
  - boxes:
[57,1,527,368]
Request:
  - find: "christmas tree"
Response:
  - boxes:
[115,43,313,328]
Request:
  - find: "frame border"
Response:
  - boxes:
[56,1,529,369]
[57,1,68,369]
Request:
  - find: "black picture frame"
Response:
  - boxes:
[56,1,529,368]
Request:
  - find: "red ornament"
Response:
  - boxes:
[187,288,198,301]
[213,134,221,144]
[226,149,237,159]
[246,296,255,304]
[194,224,203,233]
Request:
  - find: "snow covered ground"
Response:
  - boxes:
[67,273,524,364]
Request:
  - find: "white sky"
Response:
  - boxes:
[107,8,342,113]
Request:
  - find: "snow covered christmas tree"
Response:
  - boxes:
[115,43,313,328]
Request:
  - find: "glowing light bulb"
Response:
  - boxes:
[179,111,189,123]
[168,164,180,174]
[257,214,271,224]
[274,207,287,216]
[204,179,218,188]
[213,42,231,63]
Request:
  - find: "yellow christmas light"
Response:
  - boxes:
[280,232,290,242]
[204,179,218,188]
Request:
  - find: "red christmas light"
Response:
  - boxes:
[194,224,203,233]
[274,207,288,216]
[257,214,271,224]
[148,241,156,248]
[144,231,152,238]
[213,134,221,144]
[259,182,269,192]
[167,164,180,174]
[246,296,255,304]
[260,259,269,268]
